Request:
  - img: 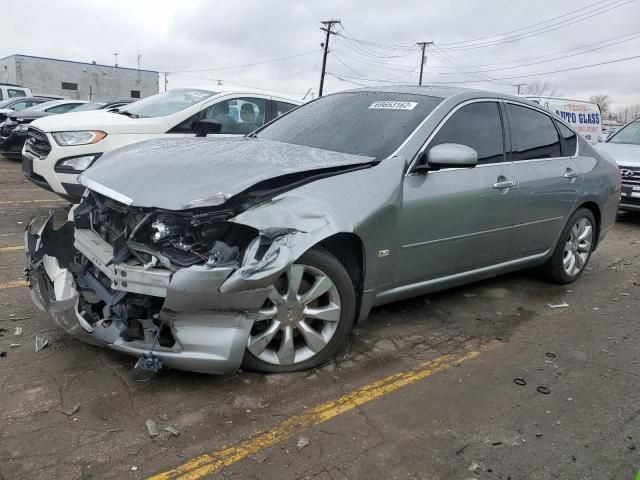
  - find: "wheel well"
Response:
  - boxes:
[315,233,365,321]
[577,201,601,246]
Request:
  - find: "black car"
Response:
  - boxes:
[0,100,132,160]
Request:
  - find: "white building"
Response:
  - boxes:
[0,54,159,101]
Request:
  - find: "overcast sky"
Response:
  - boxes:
[3,0,640,108]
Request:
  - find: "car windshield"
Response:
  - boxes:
[21,101,60,112]
[0,98,18,108]
[121,89,217,118]
[607,120,640,145]
[71,102,106,112]
[256,91,443,159]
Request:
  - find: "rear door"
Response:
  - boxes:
[506,102,582,258]
[397,100,517,285]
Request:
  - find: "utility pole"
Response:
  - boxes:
[137,51,142,84]
[164,73,168,92]
[514,83,526,95]
[318,19,340,97]
[114,52,119,67]
[416,42,433,86]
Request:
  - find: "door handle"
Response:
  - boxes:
[564,169,580,179]
[493,180,517,189]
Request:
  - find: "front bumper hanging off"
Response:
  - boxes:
[25,214,271,374]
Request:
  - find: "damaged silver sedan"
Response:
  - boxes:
[25,86,621,374]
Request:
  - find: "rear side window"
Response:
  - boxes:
[428,102,504,164]
[7,89,26,98]
[555,121,577,156]
[507,104,561,160]
[274,101,297,117]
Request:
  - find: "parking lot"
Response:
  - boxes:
[0,154,639,479]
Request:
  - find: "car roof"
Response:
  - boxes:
[179,85,302,104]
[335,84,539,105]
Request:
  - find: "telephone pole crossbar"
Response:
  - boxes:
[318,19,341,97]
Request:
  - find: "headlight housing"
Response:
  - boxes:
[52,130,107,146]
[14,123,28,133]
[54,154,102,173]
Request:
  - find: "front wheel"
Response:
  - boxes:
[542,208,596,284]
[242,248,356,373]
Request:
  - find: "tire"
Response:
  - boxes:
[542,207,596,284]
[242,248,356,373]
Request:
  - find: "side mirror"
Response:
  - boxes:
[193,119,222,137]
[417,143,478,172]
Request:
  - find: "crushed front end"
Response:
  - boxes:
[25,192,278,374]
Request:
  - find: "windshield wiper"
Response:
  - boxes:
[111,109,140,118]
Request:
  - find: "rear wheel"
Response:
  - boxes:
[542,208,596,284]
[242,248,356,373]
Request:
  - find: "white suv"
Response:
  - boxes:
[23,87,301,200]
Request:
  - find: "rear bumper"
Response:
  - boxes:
[25,215,270,374]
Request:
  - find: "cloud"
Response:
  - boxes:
[3,0,640,107]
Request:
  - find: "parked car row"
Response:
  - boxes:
[0,99,131,161]
[21,87,300,199]
[23,85,621,375]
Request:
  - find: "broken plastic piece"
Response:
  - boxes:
[164,426,180,436]
[297,437,310,451]
[14,327,22,336]
[146,419,159,437]
[548,302,570,308]
[134,354,163,373]
[34,336,49,352]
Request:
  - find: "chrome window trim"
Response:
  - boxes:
[406,98,506,175]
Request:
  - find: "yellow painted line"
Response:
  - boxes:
[0,279,27,289]
[0,245,23,253]
[148,340,498,480]
[0,199,66,205]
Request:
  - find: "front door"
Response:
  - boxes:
[397,100,517,286]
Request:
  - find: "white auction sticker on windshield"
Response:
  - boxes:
[369,101,418,110]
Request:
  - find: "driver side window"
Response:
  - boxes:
[427,102,505,165]
[170,97,267,134]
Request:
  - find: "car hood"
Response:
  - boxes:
[597,142,640,168]
[30,109,169,134]
[79,137,376,210]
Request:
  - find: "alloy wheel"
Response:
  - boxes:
[247,264,342,365]
[562,217,593,277]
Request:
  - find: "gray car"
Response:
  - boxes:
[597,118,640,211]
[25,86,621,375]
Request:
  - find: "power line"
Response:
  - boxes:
[325,53,640,86]
[165,49,322,73]
[438,0,634,51]
[431,32,640,75]
[438,0,616,46]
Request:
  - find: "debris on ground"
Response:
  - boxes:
[9,343,20,348]
[297,437,310,451]
[34,336,48,352]
[131,466,138,471]
[513,378,527,386]
[0,351,6,358]
[14,326,22,336]
[159,414,169,421]
[62,404,80,416]
[548,302,570,308]
[164,426,180,436]
[146,419,159,437]
[0,328,8,336]
[537,386,551,395]
[545,352,556,358]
